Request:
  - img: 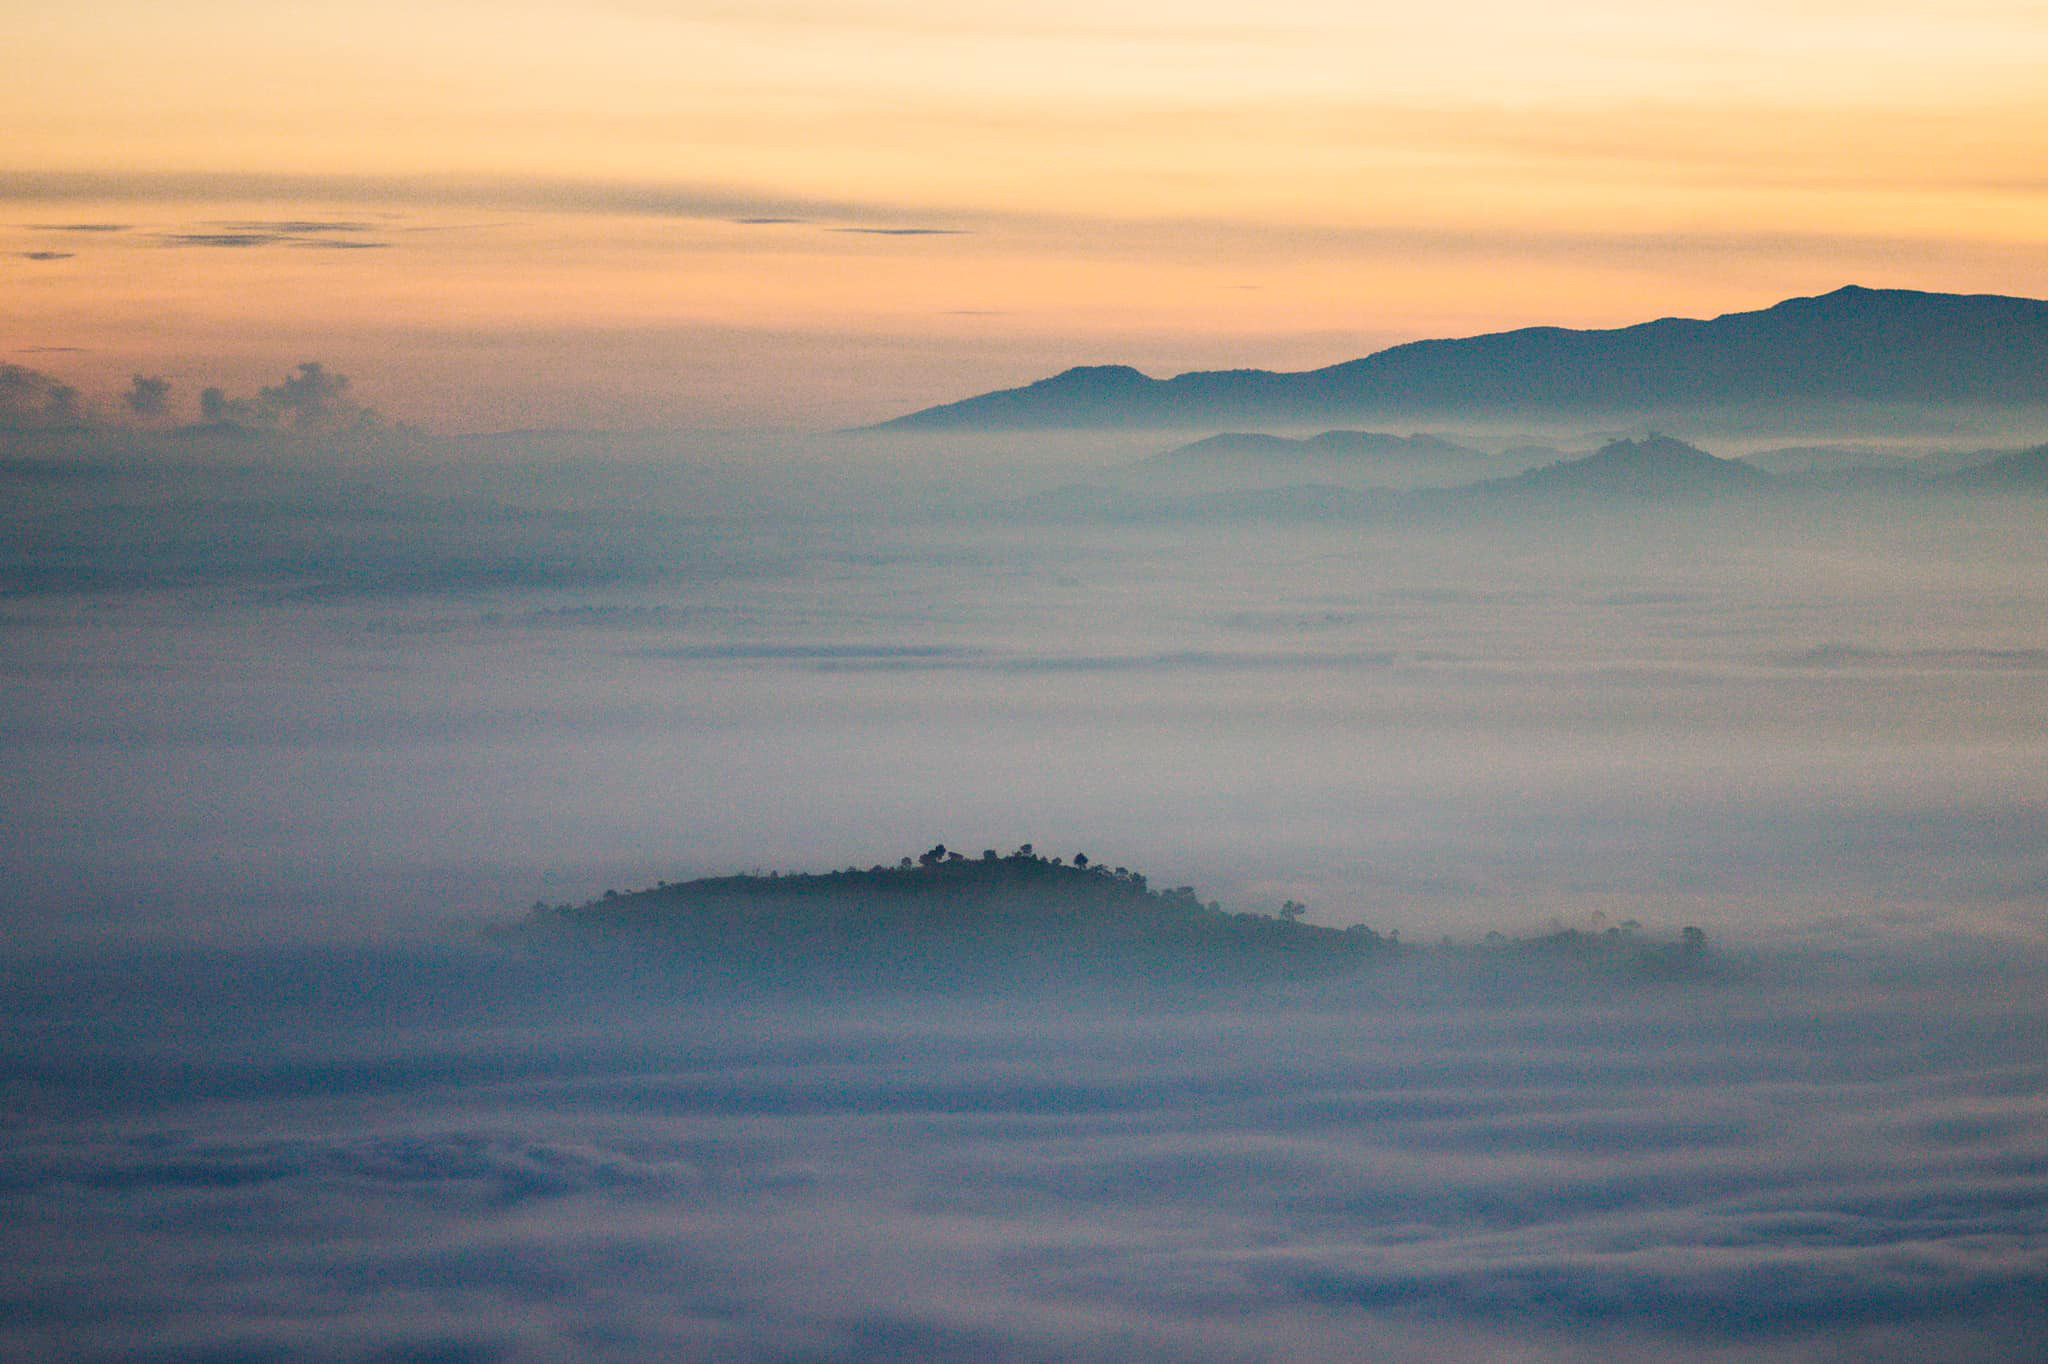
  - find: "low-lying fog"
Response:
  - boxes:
[6,945,2047,1358]
[4,423,2046,1358]
[5,427,2044,947]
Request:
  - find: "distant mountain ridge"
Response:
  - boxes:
[1001,435,1775,524]
[1147,429,1509,490]
[1481,435,1769,499]
[1157,430,1480,462]
[874,287,2048,430]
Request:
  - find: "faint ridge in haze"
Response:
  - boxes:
[999,434,1769,523]
[1937,442,2048,492]
[1147,429,1507,489]
[872,287,2048,430]
[1467,435,1770,500]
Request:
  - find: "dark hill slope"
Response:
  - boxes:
[875,287,2048,430]
[527,848,1379,984]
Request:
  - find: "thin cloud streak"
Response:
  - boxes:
[3,167,2028,271]
[828,226,972,236]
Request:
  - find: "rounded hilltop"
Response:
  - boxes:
[525,843,1383,985]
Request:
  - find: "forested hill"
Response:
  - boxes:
[526,844,1377,980]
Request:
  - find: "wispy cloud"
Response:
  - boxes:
[828,226,971,236]
[209,219,379,234]
[5,166,2028,279]
[155,223,392,250]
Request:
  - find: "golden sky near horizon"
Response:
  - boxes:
[6,0,2048,428]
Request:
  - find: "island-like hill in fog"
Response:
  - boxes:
[527,844,1380,983]
[873,287,2048,430]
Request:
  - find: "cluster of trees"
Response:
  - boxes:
[901,843,1114,871]
[540,844,1371,934]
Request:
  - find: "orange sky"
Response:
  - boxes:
[7,0,2048,429]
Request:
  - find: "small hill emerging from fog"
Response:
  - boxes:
[874,287,2048,430]
[527,845,1381,984]
[1147,430,1505,489]
[1467,435,1769,500]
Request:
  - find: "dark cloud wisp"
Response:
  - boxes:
[155,219,393,250]
[828,225,971,236]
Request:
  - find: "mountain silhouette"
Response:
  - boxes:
[874,287,2048,430]
[1466,435,1770,500]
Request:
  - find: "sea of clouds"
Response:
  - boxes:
[5,421,2048,1357]
[5,946,2047,1360]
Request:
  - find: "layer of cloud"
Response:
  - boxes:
[157,230,391,250]
[2,945,2045,1359]
[193,361,379,433]
[0,168,2034,273]
[14,166,1995,271]
[0,359,402,456]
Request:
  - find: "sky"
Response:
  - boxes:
[8,0,2048,429]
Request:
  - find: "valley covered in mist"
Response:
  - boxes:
[6,381,2048,1358]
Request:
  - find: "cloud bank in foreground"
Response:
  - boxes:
[3,945,2045,1360]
